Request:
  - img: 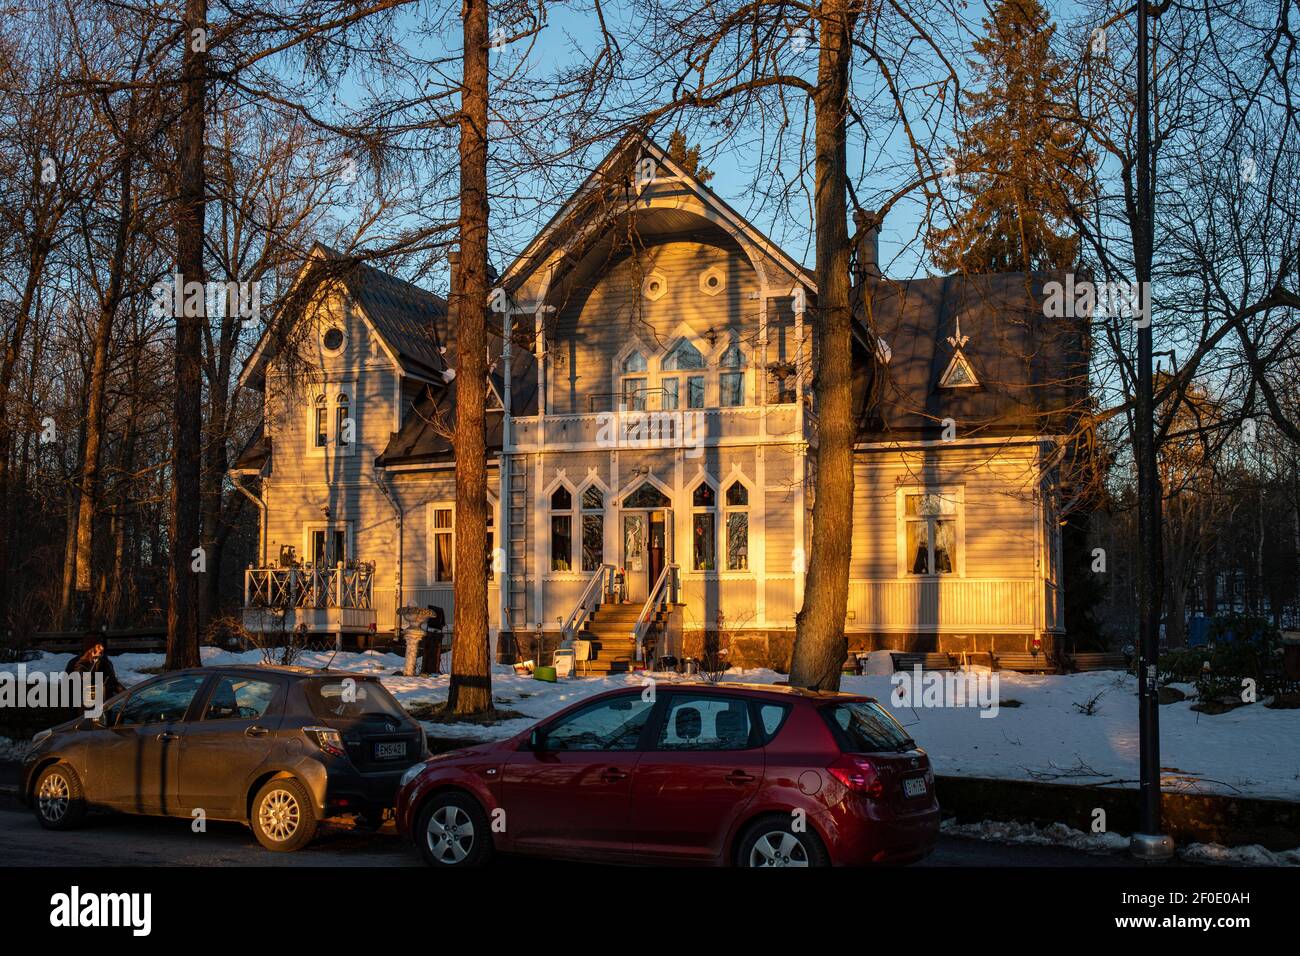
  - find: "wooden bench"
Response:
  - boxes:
[1070,652,1131,673]
[993,651,1054,674]
[891,652,958,672]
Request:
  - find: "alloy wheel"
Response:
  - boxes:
[37,772,70,823]
[425,804,475,864]
[258,788,301,842]
[749,831,810,867]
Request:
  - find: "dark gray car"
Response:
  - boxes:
[21,665,426,851]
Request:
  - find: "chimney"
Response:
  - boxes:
[853,211,881,281]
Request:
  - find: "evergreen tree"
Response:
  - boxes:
[926,0,1092,273]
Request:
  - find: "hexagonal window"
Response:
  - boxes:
[700,266,726,296]
[642,272,667,301]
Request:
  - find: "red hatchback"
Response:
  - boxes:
[395,682,939,867]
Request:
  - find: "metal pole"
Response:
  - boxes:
[1131,0,1174,862]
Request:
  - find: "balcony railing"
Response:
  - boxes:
[244,563,375,610]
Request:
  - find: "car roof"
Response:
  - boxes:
[164,664,378,680]
[615,681,875,704]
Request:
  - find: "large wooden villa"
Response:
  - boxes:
[231,134,1087,671]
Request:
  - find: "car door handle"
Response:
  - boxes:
[245,725,270,737]
[156,732,179,742]
[726,770,757,785]
[600,768,629,782]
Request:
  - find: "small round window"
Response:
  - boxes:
[322,327,345,353]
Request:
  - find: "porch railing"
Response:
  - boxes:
[244,564,375,610]
[562,563,616,643]
[632,562,680,662]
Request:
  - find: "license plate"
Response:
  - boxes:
[375,742,407,760]
[903,777,927,798]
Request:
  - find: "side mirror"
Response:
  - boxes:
[529,729,546,751]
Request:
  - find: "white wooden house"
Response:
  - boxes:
[231,134,1086,670]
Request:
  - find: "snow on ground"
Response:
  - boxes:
[4,650,1300,804]
[942,818,1300,866]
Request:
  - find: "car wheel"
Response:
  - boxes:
[736,815,830,868]
[250,778,318,852]
[416,792,493,867]
[33,762,86,831]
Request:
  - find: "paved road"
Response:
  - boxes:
[0,802,1151,867]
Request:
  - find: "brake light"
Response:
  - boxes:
[828,755,885,799]
[305,726,347,757]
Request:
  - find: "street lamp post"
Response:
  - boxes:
[1131,0,1175,862]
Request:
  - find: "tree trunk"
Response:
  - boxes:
[445,0,493,715]
[167,0,207,669]
[788,0,858,691]
[74,151,133,625]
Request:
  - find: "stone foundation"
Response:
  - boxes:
[675,630,1054,672]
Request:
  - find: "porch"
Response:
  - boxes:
[242,564,377,635]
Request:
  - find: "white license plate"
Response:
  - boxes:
[903,777,927,798]
[375,742,407,760]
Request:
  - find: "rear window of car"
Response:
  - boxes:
[821,701,914,753]
[755,702,791,744]
[303,678,407,722]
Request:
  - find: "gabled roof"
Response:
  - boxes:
[239,243,449,389]
[857,271,1088,439]
[499,132,815,299]
[377,370,539,466]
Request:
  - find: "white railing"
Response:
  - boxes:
[244,563,375,610]
[562,564,616,643]
[632,562,680,662]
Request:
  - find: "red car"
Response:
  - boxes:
[395,682,939,867]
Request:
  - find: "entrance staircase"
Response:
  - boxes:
[574,600,670,674]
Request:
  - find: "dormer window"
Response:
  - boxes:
[938,350,979,388]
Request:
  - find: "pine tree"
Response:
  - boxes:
[665,130,714,183]
[926,0,1092,273]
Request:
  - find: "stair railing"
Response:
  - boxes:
[632,562,680,663]
[562,563,615,644]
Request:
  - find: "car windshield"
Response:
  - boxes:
[303,678,407,722]
[823,701,915,753]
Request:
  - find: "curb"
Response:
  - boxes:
[936,774,1300,851]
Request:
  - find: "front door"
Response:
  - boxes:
[623,513,647,602]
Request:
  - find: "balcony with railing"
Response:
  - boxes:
[243,563,377,635]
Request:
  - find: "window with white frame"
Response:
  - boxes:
[305,524,349,567]
[581,485,604,571]
[724,480,749,570]
[313,395,328,447]
[719,341,746,406]
[335,392,351,446]
[901,490,961,576]
[620,351,648,411]
[308,388,356,454]
[431,505,454,582]
[660,340,706,410]
[691,482,717,571]
[550,486,573,571]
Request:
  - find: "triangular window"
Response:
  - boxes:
[939,350,978,388]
